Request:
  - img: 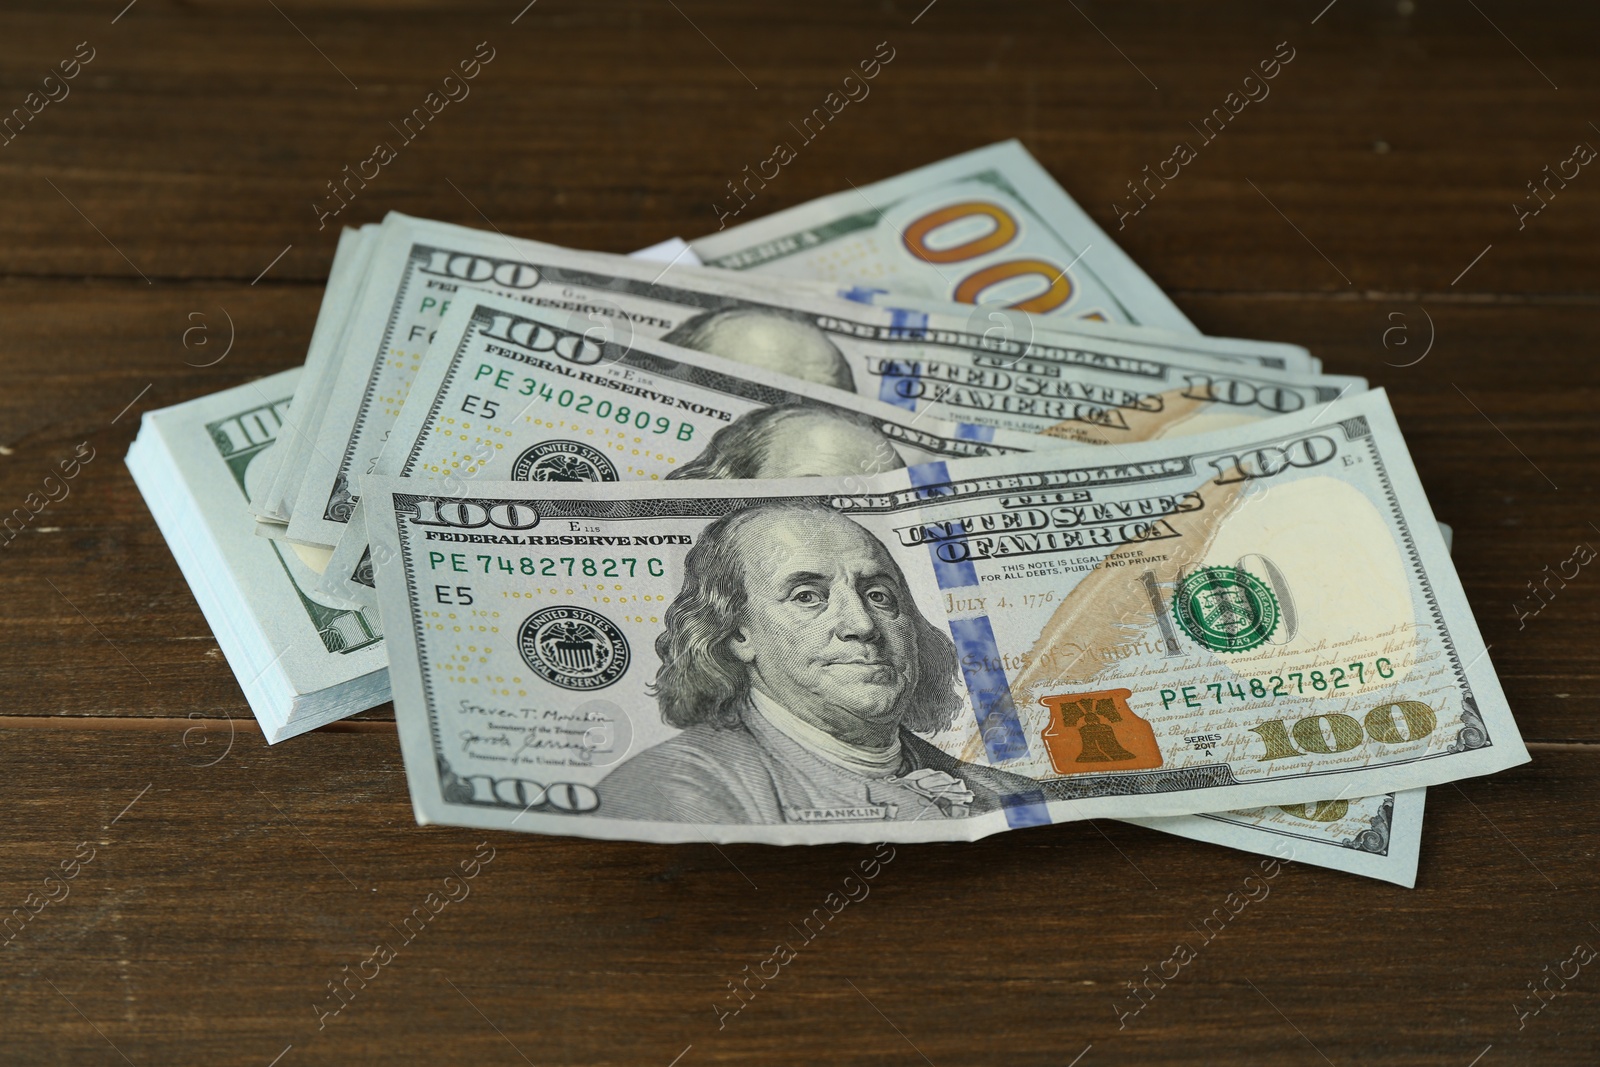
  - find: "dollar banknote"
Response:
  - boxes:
[691,140,1196,332]
[265,230,694,543]
[362,387,1524,843]
[812,286,1321,375]
[716,266,1319,375]
[1127,788,1425,887]
[320,289,1056,609]
[289,212,1355,548]
[822,306,1361,441]
[252,224,380,534]
[127,368,388,741]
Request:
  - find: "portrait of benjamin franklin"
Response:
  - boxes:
[594,502,1038,824]
[666,404,907,481]
[662,306,856,391]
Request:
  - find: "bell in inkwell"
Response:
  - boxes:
[1039,689,1164,775]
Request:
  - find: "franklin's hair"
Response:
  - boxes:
[649,501,961,733]
[660,307,856,391]
[666,403,905,481]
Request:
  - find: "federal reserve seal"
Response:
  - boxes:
[1173,566,1280,653]
[511,440,618,482]
[517,607,630,690]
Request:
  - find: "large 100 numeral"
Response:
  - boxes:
[1182,374,1309,412]
[1278,799,1349,821]
[1208,434,1337,484]
[902,201,1074,314]
[1249,700,1437,762]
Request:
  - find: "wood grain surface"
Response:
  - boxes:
[1,1,1596,1064]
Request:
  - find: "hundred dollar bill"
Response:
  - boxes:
[718,266,1318,374]
[1131,788,1425,887]
[253,224,380,534]
[290,212,1355,548]
[717,253,1321,381]
[321,290,1056,609]
[266,231,691,542]
[127,369,388,742]
[691,140,1196,333]
[813,286,1321,375]
[823,307,1361,441]
[362,387,1525,843]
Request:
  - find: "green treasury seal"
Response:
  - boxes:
[1173,566,1280,653]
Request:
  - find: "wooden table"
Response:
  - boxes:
[3,2,1596,1063]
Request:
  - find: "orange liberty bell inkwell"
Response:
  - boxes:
[1039,689,1163,775]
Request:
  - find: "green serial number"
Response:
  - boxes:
[428,551,666,578]
[464,363,695,440]
[1161,658,1396,710]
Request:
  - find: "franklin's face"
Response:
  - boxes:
[727,511,919,743]
[749,412,906,479]
[695,313,855,391]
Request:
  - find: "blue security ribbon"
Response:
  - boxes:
[875,309,929,412]
[906,461,1041,821]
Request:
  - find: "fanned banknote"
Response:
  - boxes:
[253,225,380,536]
[820,305,1361,441]
[320,289,1055,609]
[715,267,1319,374]
[362,387,1524,843]
[1128,788,1425,887]
[273,228,695,545]
[691,140,1196,332]
[810,286,1321,375]
[118,138,1491,881]
[289,213,1354,549]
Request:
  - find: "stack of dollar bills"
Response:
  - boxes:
[129,142,1525,885]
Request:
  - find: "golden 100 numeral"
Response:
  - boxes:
[1278,799,1350,822]
[901,201,1074,314]
[1249,701,1437,761]
[1207,435,1337,484]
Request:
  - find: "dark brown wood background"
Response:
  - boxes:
[2,1,1596,1064]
